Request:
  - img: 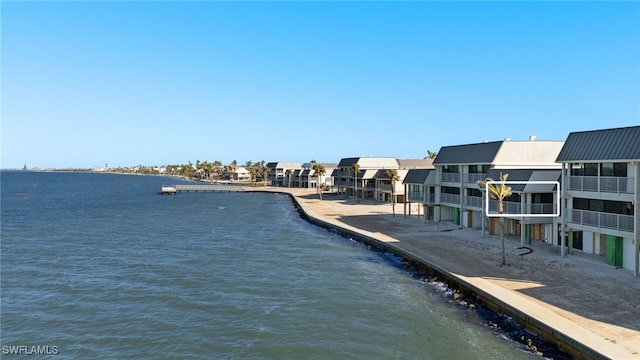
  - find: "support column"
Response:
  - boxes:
[403,183,408,218]
[561,163,567,258]
[520,194,526,247]
[635,162,639,277]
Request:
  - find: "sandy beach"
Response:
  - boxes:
[272,188,640,359]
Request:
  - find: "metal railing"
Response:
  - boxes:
[440,193,460,205]
[567,176,634,194]
[440,173,460,184]
[406,190,424,202]
[465,173,487,185]
[466,196,483,209]
[570,209,634,232]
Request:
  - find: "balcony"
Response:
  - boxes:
[440,193,460,205]
[486,200,556,216]
[407,190,424,202]
[407,191,435,203]
[440,172,460,184]
[466,196,483,209]
[378,184,393,192]
[466,173,487,185]
[567,176,634,194]
[570,209,634,233]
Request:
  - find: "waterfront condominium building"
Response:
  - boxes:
[555,126,640,276]
[267,162,303,187]
[431,138,566,245]
[333,157,400,199]
[402,167,437,221]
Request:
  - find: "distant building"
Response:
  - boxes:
[267,162,302,187]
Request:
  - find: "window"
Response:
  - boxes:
[505,193,521,203]
[584,163,598,176]
[573,198,634,215]
[590,199,604,212]
[571,163,583,176]
[600,163,614,177]
[532,193,554,203]
[442,165,459,173]
[467,188,482,197]
[441,186,460,195]
[573,197,589,210]
[614,163,627,177]
[600,163,628,177]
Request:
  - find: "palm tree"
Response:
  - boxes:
[245,161,255,182]
[426,150,438,159]
[262,163,270,186]
[351,163,361,201]
[213,160,223,180]
[313,163,326,201]
[385,169,400,217]
[476,172,513,267]
[285,169,293,188]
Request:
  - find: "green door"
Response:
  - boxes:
[453,208,460,225]
[605,235,623,267]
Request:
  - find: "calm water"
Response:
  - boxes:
[1,171,548,359]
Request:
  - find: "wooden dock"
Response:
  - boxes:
[161,184,249,194]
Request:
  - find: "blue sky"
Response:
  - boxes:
[2,1,639,169]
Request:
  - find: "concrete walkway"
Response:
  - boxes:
[272,188,640,360]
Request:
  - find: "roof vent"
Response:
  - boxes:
[504,138,511,141]
[529,135,536,141]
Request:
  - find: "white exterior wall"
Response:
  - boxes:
[624,237,636,271]
[472,210,484,230]
[583,230,596,254]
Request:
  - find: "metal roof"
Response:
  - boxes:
[338,157,359,167]
[433,141,503,165]
[485,169,560,192]
[402,169,433,184]
[556,126,640,162]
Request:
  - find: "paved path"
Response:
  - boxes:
[273,188,640,359]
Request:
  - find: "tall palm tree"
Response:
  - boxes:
[285,169,293,188]
[385,169,400,217]
[476,172,512,267]
[262,164,270,186]
[351,163,361,201]
[245,161,255,182]
[213,160,223,180]
[313,163,326,201]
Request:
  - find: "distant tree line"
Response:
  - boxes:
[109,159,271,183]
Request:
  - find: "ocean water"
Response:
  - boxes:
[1,171,548,359]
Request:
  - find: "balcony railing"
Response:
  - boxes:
[407,190,424,202]
[378,184,393,192]
[486,200,556,216]
[567,176,634,194]
[441,173,460,184]
[570,209,634,233]
[440,193,460,205]
[466,196,483,209]
[465,173,487,185]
